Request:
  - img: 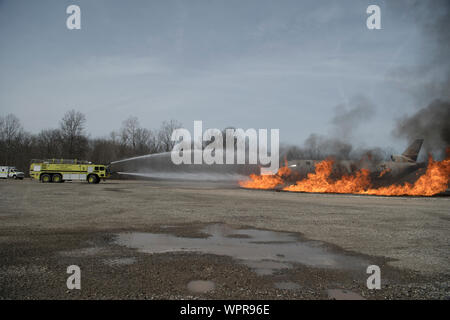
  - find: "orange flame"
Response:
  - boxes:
[359,156,450,196]
[239,166,291,189]
[283,159,371,194]
[239,153,450,196]
[378,168,391,178]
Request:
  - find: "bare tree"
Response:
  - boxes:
[0,112,186,173]
[60,110,88,158]
[157,120,182,152]
[120,116,140,151]
[134,127,153,154]
[0,113,22,143]
[150,131,160,153]
[119,116,161,156]
[0,114,24,165]
[36,129,62,158]
[88,138,121,164]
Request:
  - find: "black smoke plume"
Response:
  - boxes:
[393,100,450,160]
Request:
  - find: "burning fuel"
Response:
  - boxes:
[239,166,292,190]
[239,153,450,197]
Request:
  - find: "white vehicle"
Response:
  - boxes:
[0,166,25,179]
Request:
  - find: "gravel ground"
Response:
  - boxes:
[0,179,449,299]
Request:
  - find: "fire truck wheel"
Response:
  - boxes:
[52,174,62,183]
[87,174,98,184]
[41,174,51,183]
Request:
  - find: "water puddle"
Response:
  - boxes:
[114,224,369,275]
[245,260,292,275]
[187,280,216,293]
[327,289,365,300]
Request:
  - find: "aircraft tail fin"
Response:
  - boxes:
[401,139,423,162]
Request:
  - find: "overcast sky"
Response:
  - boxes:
[0,0,446,152]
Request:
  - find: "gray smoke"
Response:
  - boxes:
[386,0,450,104]
[393,100,450,160]
[389,1,450,160]
[330,96,375,141]
[282,95,380,161]
[420,0,450,102]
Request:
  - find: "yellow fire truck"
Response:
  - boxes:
[29,159,110,184]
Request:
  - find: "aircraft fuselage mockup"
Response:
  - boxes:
[286,139,424,178]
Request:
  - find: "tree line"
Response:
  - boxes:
[0,110,181,173]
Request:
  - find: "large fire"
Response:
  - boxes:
[239,153,450,197]
[239,166,292,190]
[360,157,450,196]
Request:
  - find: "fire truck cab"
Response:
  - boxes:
[29,159,110,184]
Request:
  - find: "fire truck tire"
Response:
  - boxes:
[87,174,99,184]
[52,174,63,183]
[41,174,51,183]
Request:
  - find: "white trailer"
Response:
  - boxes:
[0,166,7,178]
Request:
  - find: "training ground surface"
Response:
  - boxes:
[0,179,448,299]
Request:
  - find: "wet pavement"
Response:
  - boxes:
[327,289,365,300]
[0,223,448,299]
[1,179,449,299]
[187,280,216,293]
